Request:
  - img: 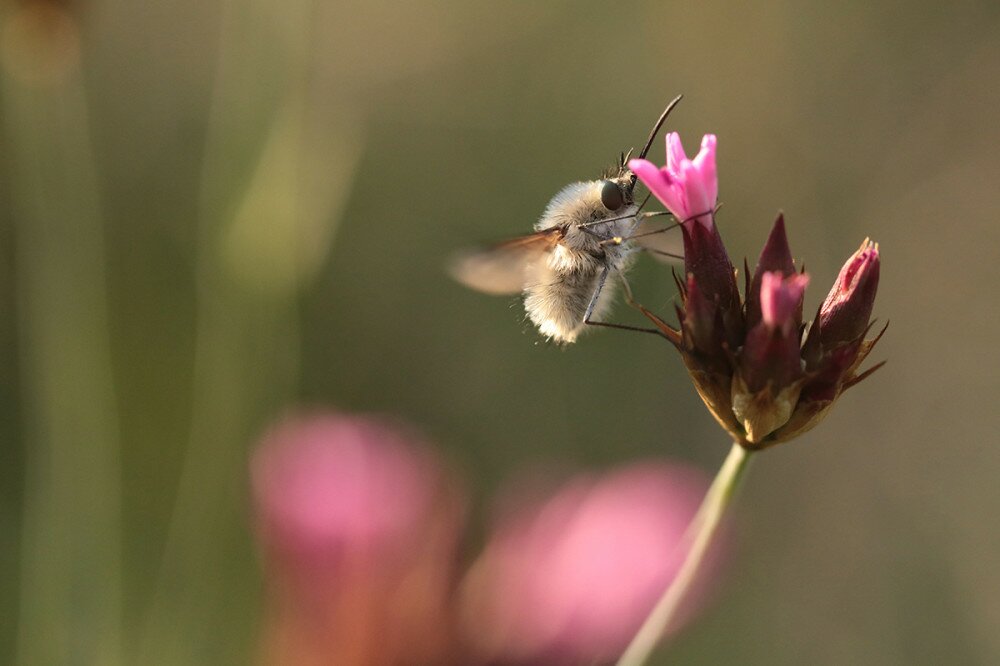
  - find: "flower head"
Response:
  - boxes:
[459,462,719,664]
[638,204,885,449]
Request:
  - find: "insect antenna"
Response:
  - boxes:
[637,95,683,160]
[635,191,652,214]
[619,148,635,174]
[630,94,684,189]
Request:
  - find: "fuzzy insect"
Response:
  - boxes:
[450,97,684,344]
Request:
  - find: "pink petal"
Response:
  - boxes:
[634,133,720,230]
[629,158,686,218]
[680,159,712,222]
[665,132,688,174]
[628,158,667,190]
[693,134,718,208]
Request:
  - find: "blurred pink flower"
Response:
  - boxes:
[251,413,464,666]
[460,462,719,664]
[629,132,718,228]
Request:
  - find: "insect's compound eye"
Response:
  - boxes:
[600,180,624,211]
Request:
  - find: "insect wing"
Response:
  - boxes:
[449,229,561,295]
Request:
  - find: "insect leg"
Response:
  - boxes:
[603,203,724,258]
[593,223,683,262]
[618,271,639,306]
[579,225,613,242]
[623,203,720,239]
[582,267,668,338]
[615,272,683,343]
[583,265,611,323]
[617,272,661,318]
[583,214,680,255]
[577,210,673,233]
[633,246,684,261]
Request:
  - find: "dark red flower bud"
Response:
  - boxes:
[731,273,809,443]
[680,218,742,346]
[816,239,880,347]
[681,275,725,363]
[740,273,809,388]
[746,214,797,330]
[769,241,885,445]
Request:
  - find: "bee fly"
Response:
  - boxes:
[449,96,684,344]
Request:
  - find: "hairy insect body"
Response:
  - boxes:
[524,179,638,343]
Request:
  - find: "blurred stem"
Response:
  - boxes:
[616,442,752,666]
[136,0,311,662]
[2,41,123,666]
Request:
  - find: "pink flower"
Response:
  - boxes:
[251,413,464,666]
[630,132,740,335]
[460,463,719,664]
[760,271,810,335]
[629,132,718,228]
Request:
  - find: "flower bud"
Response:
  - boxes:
[766,240,884,445]
[732,273,810,443]
[681,275,725,361]
[743,272,810,390]
[815,239,880,348]
[760,272,809,337]
[745,214,796,330]
[680,215,742,342]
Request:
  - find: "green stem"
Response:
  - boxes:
[616,442,752,666]
[5,51,123,666]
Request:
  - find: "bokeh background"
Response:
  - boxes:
[2,1,999,664]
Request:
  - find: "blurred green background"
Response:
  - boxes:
[2,0,1000,664]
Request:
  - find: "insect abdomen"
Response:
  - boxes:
[523,253,611,344]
